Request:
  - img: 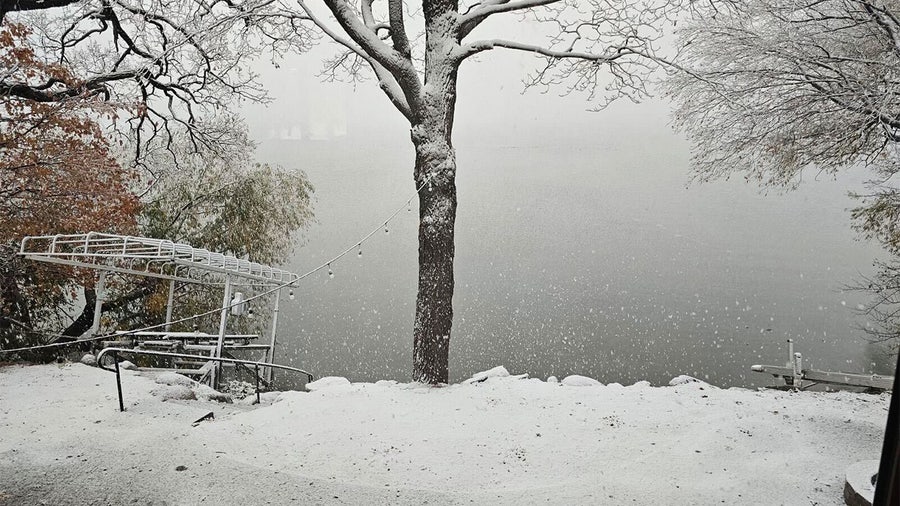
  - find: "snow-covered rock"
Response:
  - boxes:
[117,360,136,370]
[668,375,709,387]
[236,391,282,406]
[306,376,351,391]
[151,384,196,401]
[154,372,195,387]
[79,354,97,367]
[193,384,232,403]
[561,375,602,387]
[546,375,558,383]
[464,366,510,384]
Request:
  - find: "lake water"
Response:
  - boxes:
[253,108,893,388]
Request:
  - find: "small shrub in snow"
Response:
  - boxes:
[79,354,97,367]
[223,380,256,398]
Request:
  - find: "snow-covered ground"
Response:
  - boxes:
[0,363,889,505]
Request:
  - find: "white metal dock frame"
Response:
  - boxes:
[19,232,301,387]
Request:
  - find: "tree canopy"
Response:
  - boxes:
[669,0,900,344]
[669,0,900,187]
[0,12,315,351]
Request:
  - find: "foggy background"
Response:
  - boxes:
[239,44,891,387]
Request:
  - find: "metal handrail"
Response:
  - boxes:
[96,347,313,411]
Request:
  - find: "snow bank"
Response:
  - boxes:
[0,363,890,505]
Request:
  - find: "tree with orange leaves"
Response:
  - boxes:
[0,23,139,349]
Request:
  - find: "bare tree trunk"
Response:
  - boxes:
[62,282,158,337]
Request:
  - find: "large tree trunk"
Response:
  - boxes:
[62,287,96,338]
[411,126,458,383]
[411,10,460,383]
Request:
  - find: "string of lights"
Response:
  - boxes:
[0,171,436,354]
[293,170,437,282]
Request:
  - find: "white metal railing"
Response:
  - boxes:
[19,233,300,286]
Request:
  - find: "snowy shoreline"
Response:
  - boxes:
[0,363,889,505]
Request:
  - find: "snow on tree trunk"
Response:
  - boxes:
[411,128,457,384]
[411,6,460,384]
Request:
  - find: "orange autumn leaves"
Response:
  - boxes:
[0,23,139,244]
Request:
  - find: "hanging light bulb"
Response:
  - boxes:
[384,224,389,234]
[247,307,254,319]
[328,263,334,278]
[288,289,295,301]
[358,245,363,258]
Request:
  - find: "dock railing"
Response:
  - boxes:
[96,347,313,412]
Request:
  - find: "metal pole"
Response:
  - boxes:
[212,274,232,390]
[874,353,900,505]
[164,279,176,332]
[793,352,803,390]
[266,289,281,384]
[113,351,124,412]
[255,364,261,405]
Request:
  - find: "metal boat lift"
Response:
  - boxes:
[19,232,301,388]
[751,339,893,391]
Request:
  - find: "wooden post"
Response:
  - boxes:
[793,352,803,390]
[874,354,900,505]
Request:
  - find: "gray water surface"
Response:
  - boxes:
[253,107,891,388]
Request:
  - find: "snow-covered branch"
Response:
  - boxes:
[320,0,422,116]
[458,0,561,38]
[460,38,643,61]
